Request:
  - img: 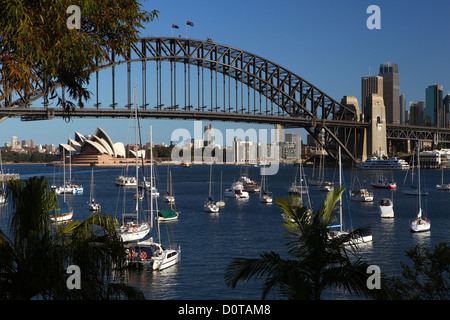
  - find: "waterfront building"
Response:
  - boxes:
[58,127,131,166]
[425,84,444,127]
[420,149,450,168]
[378,62,400,124]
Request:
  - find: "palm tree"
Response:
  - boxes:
[225,186,390,300]
[0,176,143,300]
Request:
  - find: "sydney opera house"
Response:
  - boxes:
[59,127,139,166]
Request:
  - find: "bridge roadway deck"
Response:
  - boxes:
[0,107,369,129]
[3,107,450,143]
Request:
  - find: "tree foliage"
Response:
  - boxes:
[391,242,450,300]
[225,187,390,300]
[0,176,143,300]
[0,0,158,115]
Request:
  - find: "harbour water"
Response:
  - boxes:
[0,163,448,300]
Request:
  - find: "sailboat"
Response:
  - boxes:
[126,124,181,270]
[259,168,273,203]
[0,151,6,205]
[204,164,219,213]
[349,168,373,202]
[287,148,309,197]
[163,166,175,203]
[55,143,83,195]
[118,87,151,242]
[216,171,225,207]
[328,146,373,245]
[410,145,430,232]
[158,171,180,221]
[88,166,101,211]
[402,148,429,196]
[51,148,74,222]
[435,166,450,190]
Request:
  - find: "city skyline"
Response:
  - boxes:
[1,0,450,147]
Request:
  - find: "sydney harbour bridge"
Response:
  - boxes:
[2,37,450,162]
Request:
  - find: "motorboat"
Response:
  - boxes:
[115,175,137,187]
[126,239,181,271]
[350,189,374,202]
[224,181,249,198]
[379,198,394,218]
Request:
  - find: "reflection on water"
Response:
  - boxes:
[0,164,448,299]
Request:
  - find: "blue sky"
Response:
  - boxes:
[1,0,450,147]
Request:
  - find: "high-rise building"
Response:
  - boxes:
[285,133,302,159]
[409,101,426,126]
[443,94,450,128]
[425,84,443,127]
[378,62,400,124]
[361,76,383,118]
[203,123,214,146]
[399,94,406,124]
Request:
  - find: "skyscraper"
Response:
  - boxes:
[425,84,443,127]
[378,62,400,124]
[399,94,406,124]
[443,94,450,128]
[409,101,426,126]
[361,75,383,119]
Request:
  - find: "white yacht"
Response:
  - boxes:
[379,198,394,218]
[115,175,137,187]
[358,156,410,170]
[350,188,374,202]
[224,181,249,198]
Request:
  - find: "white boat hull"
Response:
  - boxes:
[152,248,181,270]
[51,210,73,222]
[259,195,273,203]
[379,205,394,218]
[410,218,430,232]
[204,203,219,213]
[119,222,151,242]
[115,176,137,187]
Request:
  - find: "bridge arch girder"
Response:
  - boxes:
[6,37,361,161]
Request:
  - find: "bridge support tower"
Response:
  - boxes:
[365,94,387,159]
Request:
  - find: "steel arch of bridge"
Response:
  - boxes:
[2,37,366,161]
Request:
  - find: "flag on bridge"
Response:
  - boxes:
[186,21,194,27]
[172,24,179,29]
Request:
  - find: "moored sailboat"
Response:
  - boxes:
[410,145,430,233]
[118,87,151,242]
[204,164,219,213]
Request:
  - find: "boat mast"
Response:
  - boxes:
[417,144,422,219]
[134,85,139,219]
[150,124,154,230]
[338,146,343,232]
